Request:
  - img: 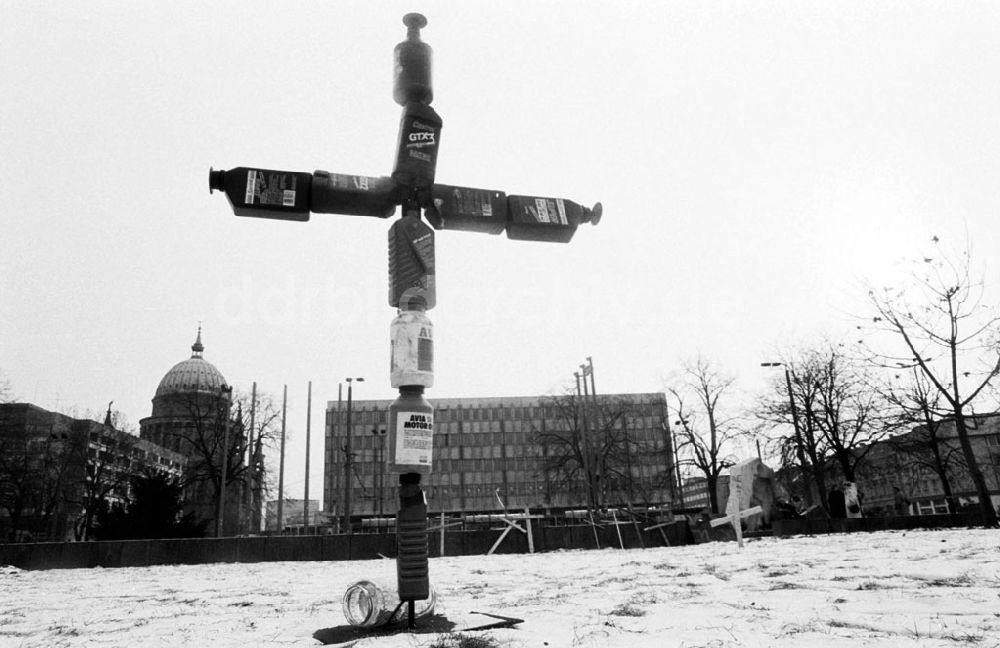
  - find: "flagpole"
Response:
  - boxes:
[246,382,257,534]
[277,384,287,534]
[304,380,312,532]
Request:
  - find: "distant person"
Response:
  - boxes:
[828,486,847,518]
[893,487,911,516]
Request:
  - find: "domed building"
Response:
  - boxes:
[140,329,260,536]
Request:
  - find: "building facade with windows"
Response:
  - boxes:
[854,414,1000,516]
[679,475,730,513]
[324,392,675,522]
[0,403,185,542]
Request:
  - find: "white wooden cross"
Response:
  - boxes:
[487,491,539,555]
[709,472,762,549]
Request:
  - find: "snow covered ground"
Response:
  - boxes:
[2,528,999,648]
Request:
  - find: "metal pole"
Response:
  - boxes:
[304,380,312,531]
[623,412,633,504]
[245,382,256,534]
[344,381,353,533]
[216,385,232,538]
[374,426,386,518]
[336,383,342,528]
[586,358,601,505]
[782,367,813,506]
[666,418,684,508]
[586,356,597,403]
[343,377,363,533]
[277,384,287,534]
[575,372,592,511]
[580,365,598,509]
[761,362,812,507]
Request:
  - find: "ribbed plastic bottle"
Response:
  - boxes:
[388,213,436,310]
[396,473,430,602]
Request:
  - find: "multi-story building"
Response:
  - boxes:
[854,414,1000,516]
[265,498,320,532]
[324,392,675,522]
[679,474,730,513]
[0,403,185,542]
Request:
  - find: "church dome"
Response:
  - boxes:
[155,328,228,398]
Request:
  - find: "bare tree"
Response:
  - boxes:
[534,392,641,512]
[0,412,87,541]
[757,355,828,508]
[152,388,240,531]
[71,418,140,541]
[759,344,890,511]
[668,357,744,514]
[231,389,283,533]
[0,411,35,540]
[864,239,1000,527]
[811,346,890,482]
[882,369,964,514]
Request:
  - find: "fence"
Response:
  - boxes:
[772,512,984,537]
[0,517,694,570]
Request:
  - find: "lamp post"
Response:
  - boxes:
[277,384,287,533]
[663,419,684,508]
[761,362,813,506]
[343,377,364,533]
[372,426,387,517]
[580,359,601,508]
[304,380,312,531]
[574,370,594,511]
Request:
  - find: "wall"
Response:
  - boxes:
[0,519,693,570]
[772,513,983,537]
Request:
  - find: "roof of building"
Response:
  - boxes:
[331,392,668,410]
[154,328,228,398]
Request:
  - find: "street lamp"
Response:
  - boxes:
[343,377,365,534]
[662,419,684,508]
[372,426,387,517]
[760,362,813,506]
[573,370,594,510]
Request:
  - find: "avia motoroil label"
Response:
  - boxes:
[245,169,299,207]
[395,411,433,468]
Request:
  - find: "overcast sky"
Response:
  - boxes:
[3,2,1000,503]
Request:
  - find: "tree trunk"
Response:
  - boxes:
[954,412,998,526]
[707,473,719,514]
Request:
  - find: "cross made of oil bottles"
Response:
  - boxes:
[209,13,600,629]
